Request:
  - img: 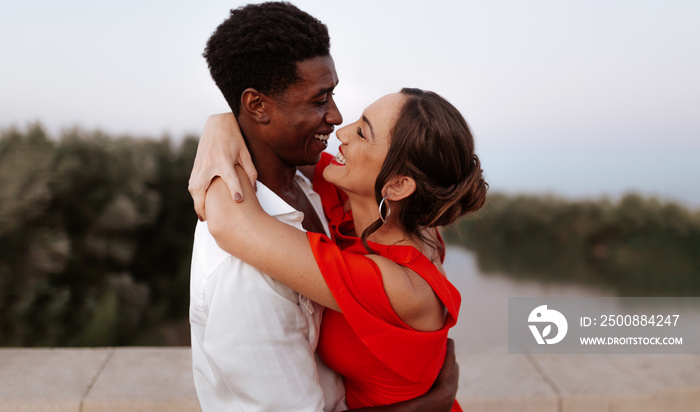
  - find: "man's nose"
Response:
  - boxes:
[325,97,342,125]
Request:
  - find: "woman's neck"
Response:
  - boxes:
[347,192,443,264]
[347,193,415,248]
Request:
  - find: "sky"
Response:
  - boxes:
[1,0,699,206]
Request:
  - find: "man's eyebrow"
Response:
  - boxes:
[313,79,339,98]
[362,115,375,139]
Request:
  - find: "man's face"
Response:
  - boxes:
[263,55,342,167]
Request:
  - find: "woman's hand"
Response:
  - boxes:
[188,113,258,220]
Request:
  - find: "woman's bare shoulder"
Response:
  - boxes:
[365,254,445,332]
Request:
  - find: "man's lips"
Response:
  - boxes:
[313,133,330,146]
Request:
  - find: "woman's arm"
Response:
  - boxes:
[208,168,459,410]
[207,166,443,328]
[188,113,258,220]
[206,169,340,311]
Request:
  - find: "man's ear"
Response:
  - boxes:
[382,175,416,201]
[240,88,270,124]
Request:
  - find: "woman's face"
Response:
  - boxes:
[323,92,406,198]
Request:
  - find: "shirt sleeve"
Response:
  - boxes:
[190,223,327,412]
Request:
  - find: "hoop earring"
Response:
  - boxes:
[378,196,391,225]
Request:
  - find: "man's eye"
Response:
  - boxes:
[316,92,335,106]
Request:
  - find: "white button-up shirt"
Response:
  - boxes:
[190,172,346,412]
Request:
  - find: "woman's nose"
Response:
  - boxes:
[336,125,350,144]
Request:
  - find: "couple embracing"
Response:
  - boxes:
[188,2,487,411]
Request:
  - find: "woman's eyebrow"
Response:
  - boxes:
[362,115,375,139]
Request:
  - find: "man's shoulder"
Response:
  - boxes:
[191,220,301,304]
[192,220,238,275]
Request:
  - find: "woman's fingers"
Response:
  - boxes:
[221,167,245,203]
[238,149,258,192]
[188,112,258,219]
[189,173,213,221]
[188,159,210,221]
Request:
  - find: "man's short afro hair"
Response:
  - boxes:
[203,2,331,116]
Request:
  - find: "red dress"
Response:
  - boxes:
[308,153,463,410]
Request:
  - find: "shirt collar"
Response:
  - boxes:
[254,171,313,217]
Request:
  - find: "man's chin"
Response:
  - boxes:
[305,151,324,166]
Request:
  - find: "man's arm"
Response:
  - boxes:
[352,339,460,412]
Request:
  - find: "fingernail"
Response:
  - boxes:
[254,182,258,191]
[234,192,243,202]
[198,215,204,222]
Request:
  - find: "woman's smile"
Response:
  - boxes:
[331,147,346,165]
[323,93,404,197]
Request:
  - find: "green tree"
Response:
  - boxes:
[0,125,198,346]
[443,193,700,296]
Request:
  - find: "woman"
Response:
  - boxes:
[197,88,487,410]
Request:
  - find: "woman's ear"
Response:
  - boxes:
[240,88,270,124]
[382,175,416,201]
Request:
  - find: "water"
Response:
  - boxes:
[444,246,611,350]
[444,246,700,354]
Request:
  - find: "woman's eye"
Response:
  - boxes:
[356,126,365,139]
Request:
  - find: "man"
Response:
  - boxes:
[189,3,457,411]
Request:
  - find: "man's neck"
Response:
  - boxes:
[242,132,298,199]
[239,123,325,233]
[248,145,327,234]
[255,159,298,199]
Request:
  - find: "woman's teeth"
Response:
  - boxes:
[313,134,329,146]
[334,152,346,165]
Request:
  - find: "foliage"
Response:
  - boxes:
[443,193,700,296]
[3,124,697,345]
[0,124,197,346]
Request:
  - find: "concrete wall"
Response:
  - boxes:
[1,347,699,411]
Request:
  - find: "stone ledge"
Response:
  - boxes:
[0,347,199,412]
[1,347,699,411]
